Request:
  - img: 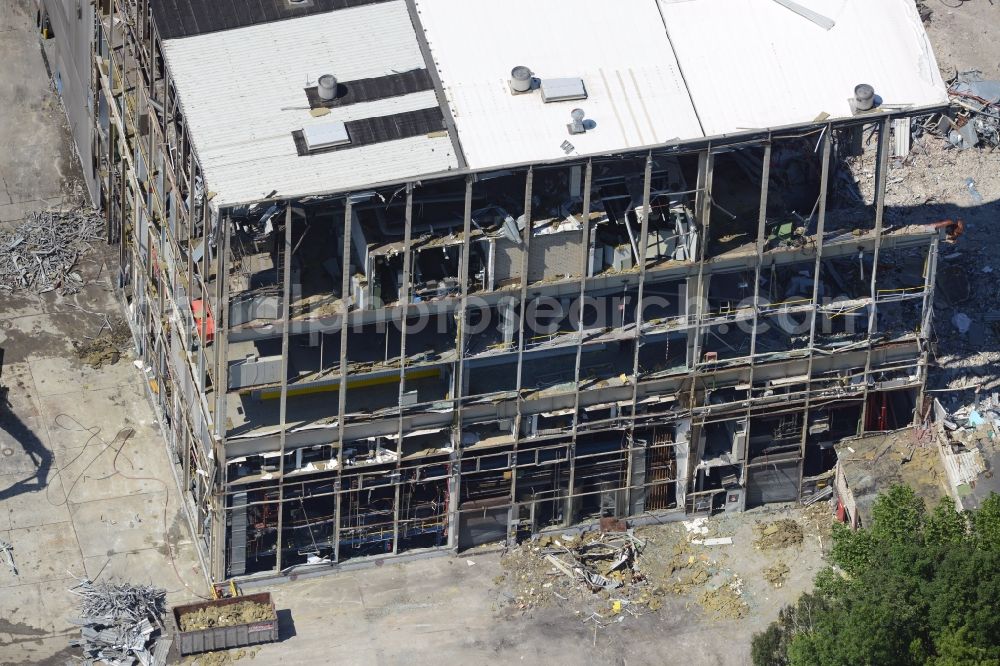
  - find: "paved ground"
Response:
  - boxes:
[0,1,85,230]
[0,4,205,664]
[224,505,824,666]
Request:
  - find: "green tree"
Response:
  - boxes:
[972,493,1000,547]
[924,497,967,546]
[751,488,1000,666]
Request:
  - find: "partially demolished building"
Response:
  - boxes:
[79,0,951,580]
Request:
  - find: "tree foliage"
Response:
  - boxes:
[752,489,1000,666]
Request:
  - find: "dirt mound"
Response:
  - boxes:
[178,601,274,632]
[73,316,132,369]
[753,519,804,550]
[763,561,790,588]
[698,575,748,620]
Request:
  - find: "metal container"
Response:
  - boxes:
[854,84,875,111]
[510,66,532,93]
[172,592,279,656]
[318,74,338,101]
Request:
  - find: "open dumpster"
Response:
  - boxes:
[171,592,279,656]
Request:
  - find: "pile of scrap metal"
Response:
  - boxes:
[67,579,171,666]
[946,71,1000,149]
[542,529,647,594]
[0,208,103,295]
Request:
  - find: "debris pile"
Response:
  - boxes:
[763,561,791,588]
[500,519,755,625]
[178,600,274,632]
[753,519,804,551]
[937,393,1000,436]
[697,574,748,620]
[183,647,261,666]
[68,578,171,666]
[500,529,666,622]
[947,71,1000,150]
[0,208,103,295]
[73,316,133,369]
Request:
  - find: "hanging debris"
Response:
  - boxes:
[948,71,1000,149]
[67,578,171,666]
[0,208,103,295]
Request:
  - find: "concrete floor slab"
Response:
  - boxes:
[39,384,160,458]
[82,539,207,608]
[0,578,49,638]
[54,436,170,503]
[29,355,141,397]
[69,491,170,559]
[0,314,79,363]
[5,478,71,530]
[4,522,85,585]
[0,415,52,477]
[0,198,65,223]
[0,2,83,208]
[0,361,41,417]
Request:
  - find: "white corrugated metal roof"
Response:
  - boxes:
[415,0,945,170]
[162,0,947,206]
[414,0,705,169]
[161,1,459,207]
[656,0,948,136]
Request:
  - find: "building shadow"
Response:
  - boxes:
[0,348,54,502]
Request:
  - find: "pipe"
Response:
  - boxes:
[927,219,964,242]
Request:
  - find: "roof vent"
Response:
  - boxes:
[302,121,350,150]
[853,84,876,112]
[318,74,338,102]
[567,108,586,135]
[541,77,587,103]
[509,66,534,94]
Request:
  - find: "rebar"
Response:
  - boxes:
[67,578,170,666]
[0,208,103,296]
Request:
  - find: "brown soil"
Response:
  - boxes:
[178,601,274,632]
[183,646,260,665]
[73,315,132,369]
[752,519,804,551]
[763,561,791,588]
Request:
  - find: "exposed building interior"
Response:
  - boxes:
[81,0,950,580]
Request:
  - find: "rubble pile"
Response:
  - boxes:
[499,519,753,625]
[763,561,791,588]
[68,578,171,666]
[752,519,804,551]
[697,575,748,620]
[500,530,665,622]
[939,392,1000,436]
[0,208,103,295]
[73,316,133,369]
[947,71,1000,150]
